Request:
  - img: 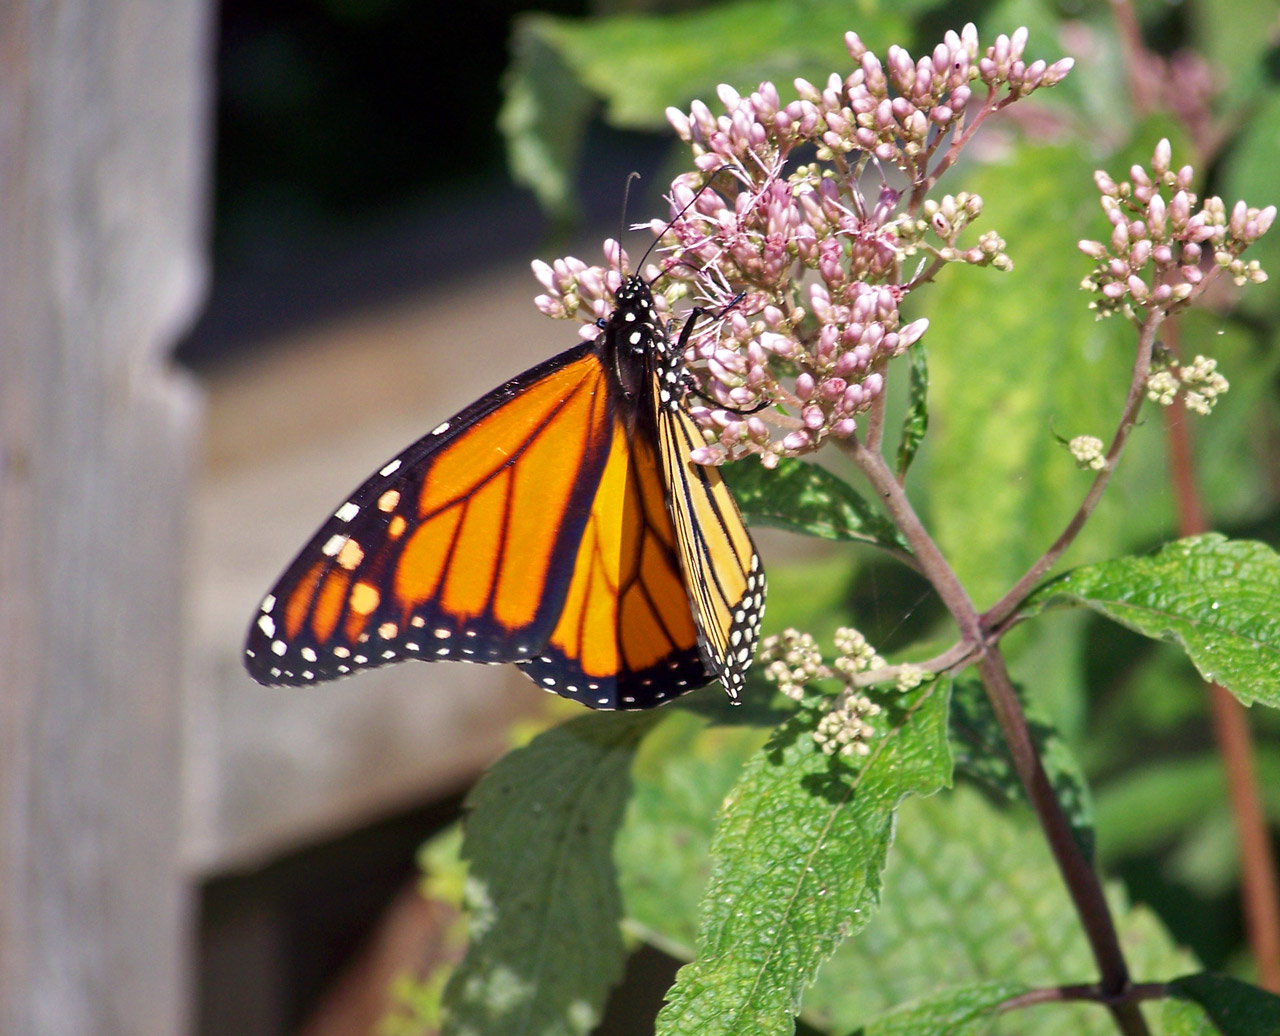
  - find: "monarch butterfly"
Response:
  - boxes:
[243,271,765,710]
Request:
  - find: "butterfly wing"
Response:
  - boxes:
[654,391,765,701]
[244,342,616,686]
[516,415,713,709]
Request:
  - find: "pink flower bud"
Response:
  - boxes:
[782,429,812,453]
[1043,57,1074,86]
[1152,138,1171,177]
[1078,239,1107,260]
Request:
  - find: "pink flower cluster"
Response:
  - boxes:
[1079,138,1275,319]
[534,24,1075,465]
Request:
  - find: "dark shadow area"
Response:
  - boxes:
[198,791,464,1036]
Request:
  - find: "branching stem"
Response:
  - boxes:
[982,307,1164,629]
[839,435,1152,1036]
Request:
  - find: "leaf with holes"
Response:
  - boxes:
[655,682,951,1036]
[442,711,660,1036]
[723,457,910,554]
[1023,534,1280,708]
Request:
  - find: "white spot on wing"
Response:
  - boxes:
[335,502,360,522]
[379,458,402,477]
[257,615,275,637]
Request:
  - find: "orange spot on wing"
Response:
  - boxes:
[312,569,350,643]
[350,581,380,615]
[284,561,326,639]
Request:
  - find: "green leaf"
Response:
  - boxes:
[1022,534,1280,708]
[802,786,1198,1036]
[616,708,771,956]
[949,675,1095,860]
[896,344,928,479]
[442,711,660,1036]
[1167,973,1280,1036]
[1094,756,1237,861]
[845,981,1025,1036]
[920,125,1187,605]
[499,17,597,220]
[522,1,908,131]
[655,682,952,1036]
[1191,0,1280,120]
[722,456,911,554]
[1159,995,1220,1036]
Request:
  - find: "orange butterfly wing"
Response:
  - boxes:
[244,343,617,686]
[516,412,710,708]
[245,274,762,709]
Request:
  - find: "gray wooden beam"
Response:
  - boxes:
[0,3,213,1034]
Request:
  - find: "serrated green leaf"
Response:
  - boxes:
[655,682,952,1036]
[1022,534,1280,708]
[949,675,1095,860]
[722,456,911,554]
[524,1,908,131]
[442,711,660,1036]
[801,787,1198,1036]
[1167,973,1280,1036]
[896,344,929,479]
[499,16,597,220]
[846,981,1025,1036]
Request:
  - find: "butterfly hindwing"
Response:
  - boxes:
[516,416,712,709]
[654,385,765,701]
[244,342,616,686]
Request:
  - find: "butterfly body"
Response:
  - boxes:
[244,276,764,709]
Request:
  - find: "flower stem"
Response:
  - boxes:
[983,307,1164,629]
[1000,981,1168,1012]
[841,435,1151,1036]
[1161,323,1280,991]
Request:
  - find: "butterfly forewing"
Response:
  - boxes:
[244,343,615,686]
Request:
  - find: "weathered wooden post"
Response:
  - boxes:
[0,3,213,1033]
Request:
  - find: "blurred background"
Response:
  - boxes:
[5,1,1280,1035]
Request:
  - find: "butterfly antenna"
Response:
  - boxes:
[618,172,643,274]
[637,171,723,284]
